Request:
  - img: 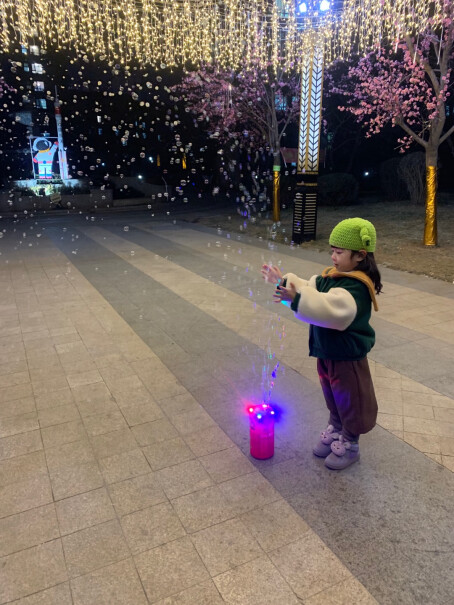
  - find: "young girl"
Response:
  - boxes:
[261,218,382,470]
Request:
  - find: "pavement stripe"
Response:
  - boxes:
[42,222,454,603]
[79,224,454,472]
[24,228,383,604]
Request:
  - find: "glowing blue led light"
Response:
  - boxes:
[247,403,276,422]
[297,0,330,13]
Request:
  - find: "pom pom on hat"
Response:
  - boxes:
[329,218,376,252]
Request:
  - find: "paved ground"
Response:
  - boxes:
[1,208,454,604]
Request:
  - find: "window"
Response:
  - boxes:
[97,115,102,123]
[33,81,45,91]
[275,92,287,111]
[98,128,103,135]
[35,98,47,109]
[15,111,33,126]
[31,63,43,74]
[20,45,27,54]
[276,0,289,17]
[24,63,29,72]
[29,45,40,55]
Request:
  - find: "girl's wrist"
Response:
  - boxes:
[290,292,301,312]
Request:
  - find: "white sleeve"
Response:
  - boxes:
[283,272,317,291]
[292,284,357,331]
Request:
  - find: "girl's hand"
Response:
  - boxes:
[261,264,283,285]
[273,282,297,304]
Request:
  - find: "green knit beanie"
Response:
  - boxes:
[329,218,376,252]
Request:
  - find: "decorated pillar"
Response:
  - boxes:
[292,42,324,243]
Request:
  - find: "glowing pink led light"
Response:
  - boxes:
[249,402,275,460]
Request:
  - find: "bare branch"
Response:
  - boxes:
[405,34,440,95]
[395,116,427,148]
[440,123,454,145]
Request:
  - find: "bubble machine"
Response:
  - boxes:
[248,403,275,459]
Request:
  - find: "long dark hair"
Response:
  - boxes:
[353,252,383,295]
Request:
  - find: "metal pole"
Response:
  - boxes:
[29,136,35,179]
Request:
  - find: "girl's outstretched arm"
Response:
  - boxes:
[261,264,283,285]
[273,282,297,304]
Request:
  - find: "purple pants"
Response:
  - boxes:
[317,357,378,441]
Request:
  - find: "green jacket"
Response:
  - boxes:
[309,270,376,360]
[283,268,378,361]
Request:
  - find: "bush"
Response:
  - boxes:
[318,173,359,206]
[13,188,38,196]
[379,157,408,201]
[60,185,91,195]
[113,186,145,199]
[398,152,425,204]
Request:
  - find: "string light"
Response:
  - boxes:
[0,0,447,71]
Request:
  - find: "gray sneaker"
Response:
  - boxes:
[313,425,341,458]
[324,436,360,470]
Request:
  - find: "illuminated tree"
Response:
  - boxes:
[330,3,454,245]
[174,62,300,181]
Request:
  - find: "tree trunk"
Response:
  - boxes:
[272,149,281,222]
[424,144,438,246]
[344,130,362,174]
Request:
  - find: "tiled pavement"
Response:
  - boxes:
[0,209,453,604]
